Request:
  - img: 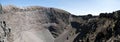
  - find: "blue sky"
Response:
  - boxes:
[1,0,120,15]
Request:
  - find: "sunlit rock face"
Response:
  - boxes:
[0,5,72,42]
[0,5,120,42]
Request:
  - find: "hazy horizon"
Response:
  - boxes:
[1,0,120,15]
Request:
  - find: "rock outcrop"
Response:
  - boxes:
[71,11,120,42]
[0,5,120,42]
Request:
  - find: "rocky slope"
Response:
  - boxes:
[0,5,120,42]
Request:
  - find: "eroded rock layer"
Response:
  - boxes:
[0,5,120,42]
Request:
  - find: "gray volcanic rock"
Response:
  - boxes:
[0,5,120,42]
[0,5,72,42]
[0,4,2,14]
[71,11,120,42]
